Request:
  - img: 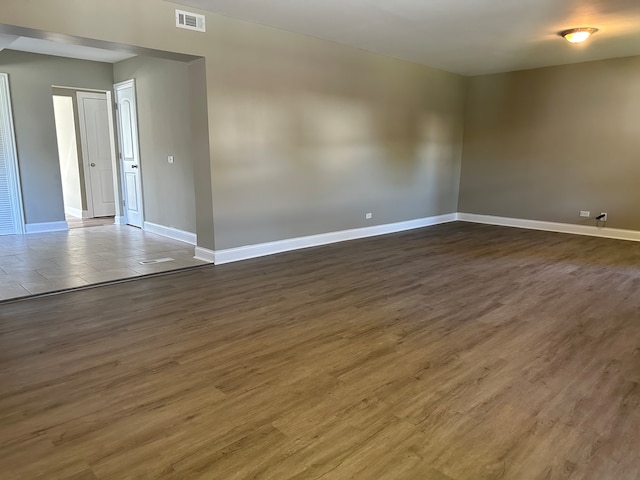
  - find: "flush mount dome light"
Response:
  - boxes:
[560,27,599,43]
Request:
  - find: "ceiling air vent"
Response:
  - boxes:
[175,9,206,32]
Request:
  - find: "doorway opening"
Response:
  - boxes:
[0,30,212,302]
[52,87,118,229]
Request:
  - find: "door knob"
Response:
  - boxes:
[131,164,138,169]
[90,163,96,167]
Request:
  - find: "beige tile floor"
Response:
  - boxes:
[0,225,210,302]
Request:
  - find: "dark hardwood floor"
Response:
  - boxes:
[1,222,639,479]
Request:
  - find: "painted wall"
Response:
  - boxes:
[113,56,197,234]
[460,55,640,231]
[0,0,466,249]
[188,58,214,250]
[207,36,465,249]
[52,95,83,215]
[0,50,114,225]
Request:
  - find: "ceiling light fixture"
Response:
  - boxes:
[559,27,599,44]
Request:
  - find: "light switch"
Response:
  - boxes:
[168,155,174,164]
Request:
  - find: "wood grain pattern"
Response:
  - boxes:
[1,222,639,479]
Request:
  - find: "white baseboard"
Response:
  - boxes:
[143,221,197,245]
[194,246,215,263]
[457,213,640,242]
[114,215,126,225]
[25,221,69,234]
[64,207,89,218]
[213,213,457,265]
[196,212,640,268]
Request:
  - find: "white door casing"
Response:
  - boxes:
[77,91,116,218]
[0,73,25,235]
[113,80,143,228]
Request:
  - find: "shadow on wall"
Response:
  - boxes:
[211,92,460,177]
[208,90,463,245]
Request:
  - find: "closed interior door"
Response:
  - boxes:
[0,73,25,235]
[113,80,143,228]
[77,92,115,218]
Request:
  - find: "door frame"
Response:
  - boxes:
[113,79,144,228]
[76,90,118,218]
[52,85,121,222]
[0,73,25,234]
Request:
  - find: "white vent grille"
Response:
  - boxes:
[176,9,206,32]
[138,257,175,265]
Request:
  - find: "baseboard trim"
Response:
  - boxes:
[213,213,457,265]
[64,207,89,219]
[457,213,640,242]
[143,221,197,245]
[25,221,69,234]
[195,212,640,267]
[194,246,215,263]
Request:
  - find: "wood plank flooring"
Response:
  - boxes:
[0,222,639,479]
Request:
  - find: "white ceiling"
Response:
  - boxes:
[172,0,640,75]
[1,36,137,63]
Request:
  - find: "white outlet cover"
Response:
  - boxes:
[365,213,372,219]
[580,211,590,217]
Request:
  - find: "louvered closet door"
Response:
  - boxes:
[0,73,24,235]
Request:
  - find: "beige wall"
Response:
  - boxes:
[0,0,466,249]
[3,3,639,244]
[207,35,465,249]
[188,58,215,250]
[459,56,640,230]
[114,56,197,234]
[0,50,114,225]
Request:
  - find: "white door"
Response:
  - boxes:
[77,92,116,218]
[0,73,25,235]
[113,80,143,228]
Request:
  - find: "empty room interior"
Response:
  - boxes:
[0,1,639,479]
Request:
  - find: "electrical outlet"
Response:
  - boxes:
[365,213,372,220]
[168,155,174,164]
[579,210,590,218]
[599,212,608,222]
